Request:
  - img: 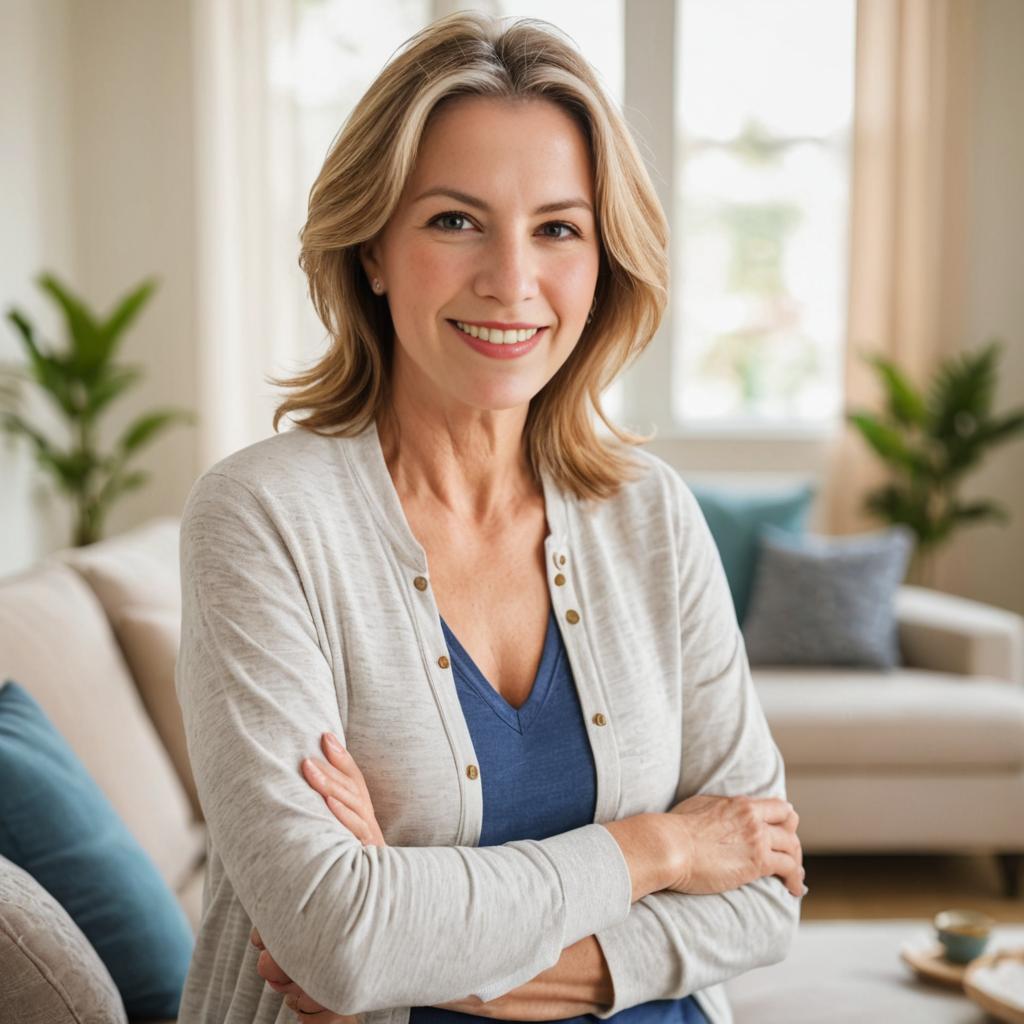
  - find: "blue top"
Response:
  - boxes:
[409,605,708,1024]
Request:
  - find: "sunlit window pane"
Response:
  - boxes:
[673,0,855,429]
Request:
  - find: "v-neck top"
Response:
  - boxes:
[175,417,799,1024]
[409,609,708,1024]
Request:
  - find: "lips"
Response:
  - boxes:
[446,319,546,360]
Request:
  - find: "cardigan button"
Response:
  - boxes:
[438,655,450,669]
[554,573,566,586]
[413,576,428,591]
[592,713,608,727]
[466,764,479,780]
[566,609,580,624]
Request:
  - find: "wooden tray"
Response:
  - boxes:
[963,949,1024,1024]
[899,937,972,988]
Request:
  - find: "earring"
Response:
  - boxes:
[586,296,597,325]
[372,278,382,293]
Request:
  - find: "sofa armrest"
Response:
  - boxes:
[895,584,1024,684]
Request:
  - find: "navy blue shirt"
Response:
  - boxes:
[409,605,708,1024]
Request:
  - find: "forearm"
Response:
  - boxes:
[601,813,678,903]
[450,934,613,1020]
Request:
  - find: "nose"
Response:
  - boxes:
[473,229,540,309]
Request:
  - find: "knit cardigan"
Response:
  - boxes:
[174,418,801,1024]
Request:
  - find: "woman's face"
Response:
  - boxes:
[360,95,600,418]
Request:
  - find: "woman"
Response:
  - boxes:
[175,12,804,1024]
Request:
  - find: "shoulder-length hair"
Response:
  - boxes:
[271,11,668,502]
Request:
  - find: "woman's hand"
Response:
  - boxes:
[665,794,804,897]
[301,732,386,847]
[252,732,384,1022]
[252,926,360,1021]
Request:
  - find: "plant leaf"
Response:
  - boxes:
[97,468,150,508]
[949,499,1010,525]
[98,278,158,367]
[863,353,928,426]
[36,272,105,377]
[82,364,144,421]
[847,411,924,472]
[926,339,1001,443]
[115,408,196,456]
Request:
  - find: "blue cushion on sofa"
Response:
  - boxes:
[0,680,194,1019]
[741,524,915,669]
[687,481,817,625]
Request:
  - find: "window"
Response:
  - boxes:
[671,0,856,432]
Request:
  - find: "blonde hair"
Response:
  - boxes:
[271,10,668,502]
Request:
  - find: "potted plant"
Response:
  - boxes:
[847,338,1024,588]
[1,271,196,547]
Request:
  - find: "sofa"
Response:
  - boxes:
[1,514,1022,1022]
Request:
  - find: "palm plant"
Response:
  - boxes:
[847,338,1024,586]
[1,271,196,547]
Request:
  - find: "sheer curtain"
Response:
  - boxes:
[822,0,975,586]
[190,0,430,468]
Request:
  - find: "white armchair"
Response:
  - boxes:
[750,585,1024,897]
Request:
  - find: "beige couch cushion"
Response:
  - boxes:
[58,516,181,621]
[755,667,1024,769]
[0,854,128,1024]
[116,605,201,819]
[0,562,203,892]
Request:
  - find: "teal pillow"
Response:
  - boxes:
[687,481,816,625]
[0,680,194,1019]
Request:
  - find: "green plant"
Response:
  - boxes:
[1,271,196,547]
[847,338,1024,583]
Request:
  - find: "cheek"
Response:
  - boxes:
[556,248,600,310]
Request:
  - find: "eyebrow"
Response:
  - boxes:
[413,187,593,216]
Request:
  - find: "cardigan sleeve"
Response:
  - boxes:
[175,469,633,1017]
[590,470,802,1017]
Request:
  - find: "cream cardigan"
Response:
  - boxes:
[174,419,800,1024]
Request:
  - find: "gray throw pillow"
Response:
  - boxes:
[0,854,128,1024]
[741,524,915,669]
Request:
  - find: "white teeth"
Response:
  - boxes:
[455,321,540,345]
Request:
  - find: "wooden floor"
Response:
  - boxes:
[800,852,1024,922]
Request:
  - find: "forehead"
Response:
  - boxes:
[404,95,595,205]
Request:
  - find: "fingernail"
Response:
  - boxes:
[324,733,343,752]
[801,884,809,896]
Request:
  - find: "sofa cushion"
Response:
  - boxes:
[0,681,194,1019]
[57,515,181,621]
[742,525,915,669]
[754,668,1024,769]
[0,853,128,1024]
[687,481,816,625]
[116,604,201,819]
[0,561,203,891]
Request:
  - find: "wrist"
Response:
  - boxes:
[602,813,677,902]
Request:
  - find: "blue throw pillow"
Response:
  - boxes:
[687,481,817,625]
[0,680,194,1019]
[741,525,916,669]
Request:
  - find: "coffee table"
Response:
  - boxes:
[723,919,1024,1023]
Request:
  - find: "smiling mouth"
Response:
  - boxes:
[447,320,546,345]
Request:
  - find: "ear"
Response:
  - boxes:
[358,240,383,286]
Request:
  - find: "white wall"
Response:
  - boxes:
[0,0,197,573]
[0,0,76,571]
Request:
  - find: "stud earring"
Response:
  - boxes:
[372,278,382,293]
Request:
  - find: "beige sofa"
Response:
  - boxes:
[1,515,1022,1022]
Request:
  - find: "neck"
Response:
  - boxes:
[375,394,541,530]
